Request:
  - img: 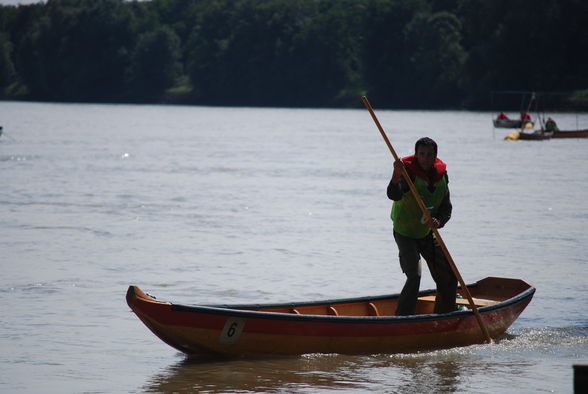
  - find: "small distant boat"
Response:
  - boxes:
[510,128,588,140]
[493,119,534,129]
[126,276,535,356]
[552,129,588,138]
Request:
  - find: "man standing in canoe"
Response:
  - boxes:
[387,137,457,315]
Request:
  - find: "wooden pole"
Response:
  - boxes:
[520,91,535,132]
[361,96,493,343]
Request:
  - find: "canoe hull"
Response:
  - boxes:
[493,119,533,129]
[127,277,534,356]
[552,129,588,138]
[518,130,553,140]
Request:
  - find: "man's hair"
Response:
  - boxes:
[414,137,438,157]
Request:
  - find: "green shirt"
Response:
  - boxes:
[391,175,448,238]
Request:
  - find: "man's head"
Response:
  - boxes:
[414,137,437,171]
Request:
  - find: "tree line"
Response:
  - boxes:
[1,0,587,109]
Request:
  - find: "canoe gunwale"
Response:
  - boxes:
[167,286,536,323]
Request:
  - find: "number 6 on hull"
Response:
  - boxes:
[219,317,246,344]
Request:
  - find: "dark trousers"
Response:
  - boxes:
[393,230,457,315]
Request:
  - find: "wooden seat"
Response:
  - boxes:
[417,295,498,307]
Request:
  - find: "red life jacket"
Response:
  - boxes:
[401,155,446,187]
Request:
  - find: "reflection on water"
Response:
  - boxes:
[142,350,486,393]
[142,326,588,393]
[144,354,371,392]
[144,350,525,393]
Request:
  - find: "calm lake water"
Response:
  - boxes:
[1,101,587,393]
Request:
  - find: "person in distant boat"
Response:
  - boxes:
[545,117,558,132]
[496,112,508,120]
[520,112,532,123]
[387,137,456,315]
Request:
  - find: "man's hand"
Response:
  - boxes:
[427,217,441,229]
[391,158,404,183]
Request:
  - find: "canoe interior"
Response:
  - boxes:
[131,276,531,319]
[224,276,527,317]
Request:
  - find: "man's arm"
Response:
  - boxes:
[387,177,408,201]
[387,158,409,201]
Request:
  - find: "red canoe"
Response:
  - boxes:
[126,276,535,356]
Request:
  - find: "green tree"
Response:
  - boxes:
[0,33,15,93]
[127,26,181,102]
[185,0,364,107]
[2,0,587,108]
[16,0,138,101]
[184,0,234,104]
[403,11,466,107]
[456,0,509,107]
[457,0,588,108]
[361,0,428,107]
[287,0,364,106]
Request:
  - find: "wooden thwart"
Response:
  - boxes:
[368,302,381,316]
[328,306,339,316]
[418,295,498,307]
